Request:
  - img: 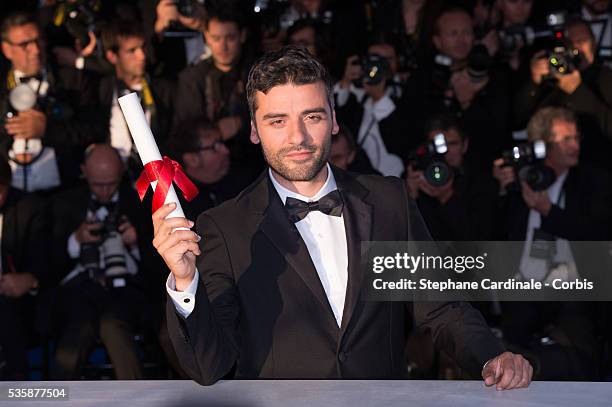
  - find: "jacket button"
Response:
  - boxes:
[338,352,348,363]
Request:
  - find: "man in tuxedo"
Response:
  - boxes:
[50,144,148,379]
[98,18,174,182]
[153,46,532,388]
[0,157,47,379]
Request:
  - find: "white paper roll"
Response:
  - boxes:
[118,92,185,219]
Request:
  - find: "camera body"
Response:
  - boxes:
[501,140,556,191]
[53,0,99,47]
[408,133,451,187]
[175,0,196,17]
[352,53,392,86]
[80,212,129,283]
[467,44,492,82]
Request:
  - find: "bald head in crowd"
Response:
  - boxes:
[81,144,125,203]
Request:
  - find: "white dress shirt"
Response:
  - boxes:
[357,96,404,177]
[9,69,61,192]
[167,164,350,327]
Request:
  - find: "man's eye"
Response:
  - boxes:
[270,119,285,126]
[306,115,322,122]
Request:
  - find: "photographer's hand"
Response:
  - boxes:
[521,181,551,216]
[450,70,486,110]
[556,70,582,94]
[119,219,138,248]
[0,272,38,298]
[340,55,362,89]
[530,51,550,85]
[155,0,179,34]
[75,221,103,244]
[480,29,499,57]
[492,158,515,192]
[5,110,46,139]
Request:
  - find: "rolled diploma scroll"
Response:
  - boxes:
[118,92,185,219]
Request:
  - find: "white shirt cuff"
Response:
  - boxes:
[166,270,199,318]
[67,232,80,259]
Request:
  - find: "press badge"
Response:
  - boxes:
[529,228,557,260]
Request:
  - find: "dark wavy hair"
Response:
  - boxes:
[246,45,333,124]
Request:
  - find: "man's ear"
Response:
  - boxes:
[105,49,117,65]
[250,121,260,144]
[331,110,339,136]
[240,29,247,44]
[1,42,12,60]
[80,163,87,178]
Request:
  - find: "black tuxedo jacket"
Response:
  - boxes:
[497,166,612,281]
[0,189,48,284]
[96,74,175,150]
[167,167,504,385]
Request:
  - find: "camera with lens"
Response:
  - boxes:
[80,212,129,283]
[467,44,492,83]
[542,11,582,76]
[501,140,556,191]
[352,53,392,87]
[408,133,451,187]
[53,0,99,47]
[174,0,196,17]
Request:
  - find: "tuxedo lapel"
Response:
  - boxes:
[334,168,372,334]
[254,174,337,321]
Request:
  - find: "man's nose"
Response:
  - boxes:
[287,119,308,145]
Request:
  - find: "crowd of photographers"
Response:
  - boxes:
[1,0,612,382]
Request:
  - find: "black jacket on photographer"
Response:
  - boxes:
[514,62,612,169]
[48,181,148,286]
[415,165,500,242]
[95,74,175,180]
[0,66,103,191]
[335,83,418,175]
[497,165,612,274]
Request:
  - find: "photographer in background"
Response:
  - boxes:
[0,12,102,193]
[335,39,415,177]
[494,106,612,380]
[97,18,174,183]
[174,4,262,169]
[514,17,612,170]
[50,144,148,380]
[405,113,498,241]
[404,6,511,172]
[0,157,47,380]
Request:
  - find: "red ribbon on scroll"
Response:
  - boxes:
[136,156,199,212]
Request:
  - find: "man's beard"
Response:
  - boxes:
[262,138,331,182]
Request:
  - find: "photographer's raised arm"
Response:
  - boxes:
[153,203,240,385]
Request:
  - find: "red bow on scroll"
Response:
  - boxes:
[136,156,199,212]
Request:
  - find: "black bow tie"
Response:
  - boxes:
[285,190,343,223]
[91,200,117,213]
[20,74,42,83]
